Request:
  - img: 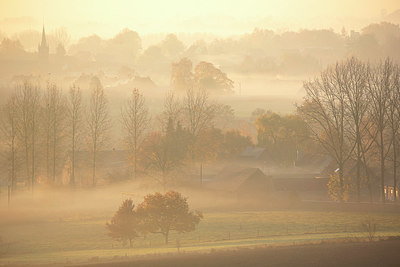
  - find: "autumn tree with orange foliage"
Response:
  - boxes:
[136,191,203,244]
[106,199,140,248]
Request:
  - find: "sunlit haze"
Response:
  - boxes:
[1,0,400,266]
[0,0,399,38]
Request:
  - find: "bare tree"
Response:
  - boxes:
[53,27,70,49]
[183,87,218,162]
[141,125,188,191]
[299,62,356,201]
[386,64,400,202]
[1,94,19,204]
[359,117,379,202]
[340,57,369,202]
[42,83,66,184]
[15,82,41,192]
[87,77,110,186]
[67,84,83,187]
[159,90,182,131]
[121,88,149,179]
[367,58,394,202]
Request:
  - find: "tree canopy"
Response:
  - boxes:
[136,191,203,244]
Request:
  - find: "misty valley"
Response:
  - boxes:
[1,1,400,266]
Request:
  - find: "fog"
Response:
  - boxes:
[1,1,400,266]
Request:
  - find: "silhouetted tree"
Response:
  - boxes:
[121,88,149,179]
[194,61,234,94]
[67,85,83,186]
[388,65,400,202]
[183,88,218,163]
[299,62,355,201]
[141,129,188,190]
[171,58,193,92]
[338,57,369,202]
[256,112,308,165]
[367,58,394,202]
[15,82,41,192]
[42,82,66,184]
[1,94,19,204]
[87,77,110,186]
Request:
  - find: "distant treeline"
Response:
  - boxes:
[1,22,400,76]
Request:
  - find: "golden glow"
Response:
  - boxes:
[0,0,399,38]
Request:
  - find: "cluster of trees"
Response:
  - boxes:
[298,57,400,202]
[1,77,110,196]
[3,22,400,91]
[138,89,250,190]
[1,78,252,203]
[255,111,308,165]
[171,58,234,94]
[106,191,202,246]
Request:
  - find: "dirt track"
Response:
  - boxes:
[76,239,400,267]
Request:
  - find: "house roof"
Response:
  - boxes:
[208,167,270,192]
[273,177,329,191]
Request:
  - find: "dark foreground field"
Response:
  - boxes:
[76,239,400,267]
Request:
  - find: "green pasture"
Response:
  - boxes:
[1,210,400,265]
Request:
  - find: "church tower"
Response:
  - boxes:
[38,25,49,60]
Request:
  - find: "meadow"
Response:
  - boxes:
[1,210,400,265]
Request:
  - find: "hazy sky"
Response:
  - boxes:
[0,0,399,39]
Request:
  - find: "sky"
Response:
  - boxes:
[0,0,399,39]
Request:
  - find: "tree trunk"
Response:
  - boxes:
[133,146,137,180]
[11,133,16,192]
[380,130,385,203]
[24,135,29,189]
[92,145,96,187]
[134,107,137,180]
[338,164,344,202]
[165,230,169,244]
[200,162,203,187]
[356,139,361,202]
[46,134,50,184]
[53,124,57,184]
[393,136,397,202]
[70,132,75,187]
[31,118,35,193]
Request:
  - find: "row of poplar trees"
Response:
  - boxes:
[2,76,223,204]
[1,77,112,198]
[299,57,400,203]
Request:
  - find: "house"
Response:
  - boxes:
[207,167,272,200]
[271,153,334,201]
[238,146,274,170]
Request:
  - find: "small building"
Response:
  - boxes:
[207,167,272,201]
[238,146,274,170]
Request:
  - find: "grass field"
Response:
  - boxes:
[1,210,400,265]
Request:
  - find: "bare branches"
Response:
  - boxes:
[121,88,149,179]
[67,84,83,186]
[87,77,111,186]
[300,57,400,202]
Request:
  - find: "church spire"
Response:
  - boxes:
[38,24,49,60]
[41,25,47,47]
